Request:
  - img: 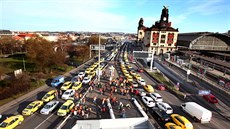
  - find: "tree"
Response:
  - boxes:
[87,34,106,46]
[0,36,22,55]
[25,37,67,73]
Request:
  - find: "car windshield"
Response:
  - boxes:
[0,122,7,127]
[44,104,52,109]
[157,97,162,99]
[61,105,68,110]
[64,92,70,95]
[149,100,154,103]
[162,113,169,119]
[46,94,51,97]
[63,84,68,86]
[27,105,33,109]
[167,107,172,110]
[210,96,217,100]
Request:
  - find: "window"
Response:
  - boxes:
[160,35,166,43]
[140,32,142,35]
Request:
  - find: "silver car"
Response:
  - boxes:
[40,100,59,115]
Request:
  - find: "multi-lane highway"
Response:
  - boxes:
[126,42,230,129]
[0,41,229,129]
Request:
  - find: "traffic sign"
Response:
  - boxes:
[133,51,150,58]
[90,45,105,50]
[198,90,211,95]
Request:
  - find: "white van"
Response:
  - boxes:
[181,102,212,123]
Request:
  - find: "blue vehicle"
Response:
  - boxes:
[51,76,65,87]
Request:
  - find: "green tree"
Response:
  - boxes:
[25,37,67,73]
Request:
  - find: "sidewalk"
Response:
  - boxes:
[0,58,93,114]
[165,59,230,95]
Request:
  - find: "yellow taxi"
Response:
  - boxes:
[22,101,44,116]
[165,122,182,129]
[127,76,133,82]
[57,100,74,116]
[72,82,82,90]
[144,85,154,93]
[123,72,130,77]
[88,71,96,78]
[171,114,193,129]
[93,63,98,68]
[0,115,24,129]
[130,70,136,76]
[85,68,91,74]
[89,66,95,71]
[134,74,142,80]
[42,90,57,102]
[127,65,132,69]
[60,81,73,90]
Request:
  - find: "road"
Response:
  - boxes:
[0,57,97,129]
[127,42,230,129]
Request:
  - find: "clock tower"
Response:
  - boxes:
[160,6,170,28]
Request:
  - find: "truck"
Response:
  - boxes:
[51,76,65,87]
[180,102,212,123]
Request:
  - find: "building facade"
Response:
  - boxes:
[140,6,179,55]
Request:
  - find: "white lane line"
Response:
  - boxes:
[34,114,54,129]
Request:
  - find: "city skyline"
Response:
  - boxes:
[1,0,229,33]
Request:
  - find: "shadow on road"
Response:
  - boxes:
[17,101,31,113]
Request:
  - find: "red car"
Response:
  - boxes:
[203,94,218,103]
[157,84,166,90]
[137,68,144,73]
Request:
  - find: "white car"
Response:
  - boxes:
[156,102,173,114]
[40,100,59,115]
[61,89,75,100]
[137,78,146,85]
[142,96,155,107]
[77,72,85,79]
[137,89,147,96]
[149,93,163,102]
[82,76,91,84]
[132,82,138,88]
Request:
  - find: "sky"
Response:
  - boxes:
[0,0,229,33]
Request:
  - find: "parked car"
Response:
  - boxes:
[72,82,82,90]
[42,90,57,102]
[149,92,163,102]
[171,114,193,129]
[61,89,75,100]
[144,85,154,93]
[156,102,173,114]
[164,122,182,129]
[137,78,146,85]
[82,76,91,84]
[0,115,24,129]
[40,100,59,115]
[151,107,170,122]
[22,101,44,116]
[51,76,65,87]
[203,94,218,104]
[142,96,155,107]
[77,71,85,79]
[157,84,166,91]
[57,100,74,116]
[132,82,139,88]
[60,81,73,91]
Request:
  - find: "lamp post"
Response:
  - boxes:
[98,35,101,82]
[150,48,155,71]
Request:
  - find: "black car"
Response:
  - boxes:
[151,107,170,122]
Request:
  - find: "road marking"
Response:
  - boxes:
[34,113,54,129]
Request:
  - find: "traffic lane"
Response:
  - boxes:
[163,61,230,107]
[2,87,53,116]
[157,61,230,128]
[161,61,230,115]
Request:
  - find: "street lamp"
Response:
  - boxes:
[98,35,101,82]
[150,48,155,71]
